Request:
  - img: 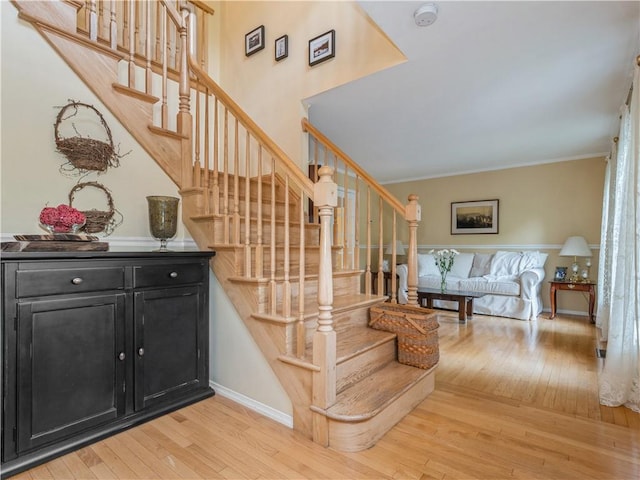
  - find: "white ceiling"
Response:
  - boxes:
[305,1,640,183]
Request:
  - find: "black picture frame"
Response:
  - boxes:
[308,30,335,66]
[245,25,265,57]
[275,34,288,61]
[451,199,499,235]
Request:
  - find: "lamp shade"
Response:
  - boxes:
[385,240,406,256]
[559,236,592,257]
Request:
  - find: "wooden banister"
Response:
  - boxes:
[302,118,405,215]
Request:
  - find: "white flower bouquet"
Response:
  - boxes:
[429,248,459,291]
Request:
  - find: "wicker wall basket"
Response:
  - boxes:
[54,101,121,173]
[69,181,122,236]
[369,303,440,370]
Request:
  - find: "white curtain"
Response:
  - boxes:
[598,63,640,412]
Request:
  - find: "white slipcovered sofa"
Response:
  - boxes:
[397,250,547,320]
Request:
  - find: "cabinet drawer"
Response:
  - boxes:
[133,263,204,288]
[16,267,125,297]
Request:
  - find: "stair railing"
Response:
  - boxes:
[302,119,421,306]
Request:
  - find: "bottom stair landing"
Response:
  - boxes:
[312,355,437,452]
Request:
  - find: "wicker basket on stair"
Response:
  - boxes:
[369,303,440,369]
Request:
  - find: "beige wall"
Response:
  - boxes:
[215,1,405,170]
[384,157,606,315]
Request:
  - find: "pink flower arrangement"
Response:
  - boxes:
[39,204,86,233]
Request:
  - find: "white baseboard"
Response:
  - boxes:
[209,381,293,429]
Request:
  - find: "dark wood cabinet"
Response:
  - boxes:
[1,251,215,478]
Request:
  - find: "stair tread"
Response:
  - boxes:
[190,213,319,228]
[333,324,396,364]
[322,362,434,421]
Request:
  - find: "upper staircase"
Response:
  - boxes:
[11,0,433,452]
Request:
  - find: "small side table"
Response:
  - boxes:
[549,281,596,323]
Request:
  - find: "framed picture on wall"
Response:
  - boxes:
[451,199,499,234]
[245,25,265,56]
[308,30,335,66]
[275,35,288,61]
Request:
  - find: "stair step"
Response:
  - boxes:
[112,83,159,104]
[148,124,188,140]
[323,361,434,421]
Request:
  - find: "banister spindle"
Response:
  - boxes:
[269,158,277,316]
[297,187,306,358]
[244,133,251,278]
[223,109,230,243]
[88,0,97,41]
[233,119,241,244]
[109,0,117,49]
[365,187,372,295]
[377,196,384,295]
[406,194,421,306]
[255,146,264,278]
[283,174,291,318]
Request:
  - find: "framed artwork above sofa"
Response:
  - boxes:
[451,199,499,234]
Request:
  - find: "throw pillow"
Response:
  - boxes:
[449,252,474,278]
[470,253,493,277]
[418,253,440,277]
[490,251,522,277]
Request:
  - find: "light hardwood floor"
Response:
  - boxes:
[12,311,640,479]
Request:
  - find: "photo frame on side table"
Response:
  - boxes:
[309,30,335,66]
[275,35,288,61]
[451,199,499,234]
[245,25,265,56]
[554,266,568,281]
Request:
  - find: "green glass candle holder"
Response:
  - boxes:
[146,196,179,251]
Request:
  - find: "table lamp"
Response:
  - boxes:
[559,236,592,283]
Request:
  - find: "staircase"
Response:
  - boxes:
[12,0,434,452]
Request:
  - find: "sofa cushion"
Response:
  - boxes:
[520,251,548,270]
[490,251,523,277]
[450,252,474,278]
[459,277,520,296]
[418,253,440,277]
[470,253,493,277]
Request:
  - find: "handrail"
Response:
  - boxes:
[302,118,405,216]
[188,57,315,197]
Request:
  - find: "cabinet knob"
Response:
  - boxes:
[71,277,83,285]
[118,352,126,361]
[169,271,178,278]
[138,347,145,357]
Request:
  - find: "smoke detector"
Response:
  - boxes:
[414,3,438,27]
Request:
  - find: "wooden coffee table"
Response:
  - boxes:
[417,287,487,323]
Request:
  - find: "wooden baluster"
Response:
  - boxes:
[223,109,230,243]
[353,175,360,271]
[283,175,291,318]
[269,159,277,315]
[255,147,264,279]
[312,166,337,445]
[88,0,98,41]
[312,140,319,224]
[211,100,219,214]
[342,165,348,270]
[203,93,211,193]
[109,0,117,50]
[194,83,201,188]
[145,0,152,94]
[377,197,384,295]
[406,194,421,306]
[161,4,168,129]
[122,0,129,50]
[154,1,162,62]
[127,0,135,87]
[233,119,241,244]
[134,0,141,53]
[297,188,306,358]
[365,187,372,295]
[244,134,251,278]
[390,211,397,303]
[178,3,192,189]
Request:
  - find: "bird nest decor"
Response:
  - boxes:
[68,181,122,236]
[54,100,125,175]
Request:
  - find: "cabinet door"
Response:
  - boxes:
[134,286,206,411]
[16,294,126,454]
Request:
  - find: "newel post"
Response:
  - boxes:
[177,3,193,188]
[312,166,337,445]
[406,194,421,305]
